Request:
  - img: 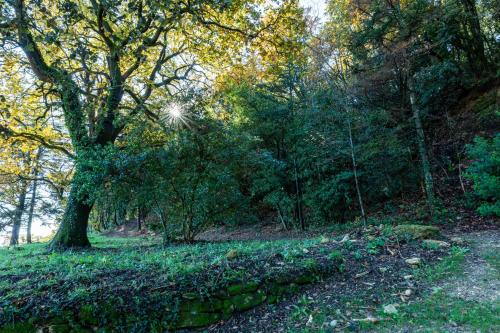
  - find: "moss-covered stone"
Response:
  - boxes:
[422,239,450,249]
[179,298,224,312]
[223,290,267,312]
[393,224,440,240]
[227,281,260,295]
[176,311,221,328]
[293,273,317,285]
[225,249,238,259]
[222,299,235,314]
[267,283,288,295]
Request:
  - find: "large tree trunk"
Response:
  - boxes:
[10,180,28,246]
[460,0,488,74]
[49,178,92,249]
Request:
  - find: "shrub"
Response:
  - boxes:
[465,135,500,217]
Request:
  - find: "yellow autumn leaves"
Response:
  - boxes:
[0,55,67,178]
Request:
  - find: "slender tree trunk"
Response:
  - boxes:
[184,215,193,242]
[409,78,435,216]
[293,158,305,230]
[26,148,42,243]
[49,171,92,249]
[458,161,466,194]
[276,204,288,231]
[137,207,142,231]
[26,178,38,244]
[137,207,141,231]
[154,201,171,246]
[347,119,367,227]
[10,180,28,246]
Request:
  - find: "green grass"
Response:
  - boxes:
[3,231,497,332]
[482,248,500,273]
[0,234,321,296]
[379,292,500,332]
[415,246,468,283]
[1,234,328,328]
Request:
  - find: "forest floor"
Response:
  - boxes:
[204,228,500,333]
[0,216,498,332]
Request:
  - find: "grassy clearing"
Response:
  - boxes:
[1,234,333,330]
[0,234,321,299]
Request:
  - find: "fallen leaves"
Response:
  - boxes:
[405,257,422,266]
[383,303,398,315]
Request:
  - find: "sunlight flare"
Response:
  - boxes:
[163,102,189,127]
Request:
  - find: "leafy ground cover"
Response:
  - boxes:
[212,229,499,333]
[1,224,497,332]
[206,225,452,332]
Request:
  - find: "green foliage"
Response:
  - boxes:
[327,250,343,261]
[416,246,468,283]
[223,71,412,228]
[366,237,386,254]
[465,134,500,216]
[290,295,314,320]
[85,99,259,241]
[353,250,363,260]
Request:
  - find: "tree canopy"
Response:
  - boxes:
[0,0,498,247]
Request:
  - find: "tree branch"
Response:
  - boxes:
[0,124,75,159]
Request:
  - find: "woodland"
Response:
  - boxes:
[0,0,498,332]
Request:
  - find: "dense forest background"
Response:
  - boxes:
[0,0,498,247]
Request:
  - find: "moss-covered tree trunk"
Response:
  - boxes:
[49,179,92,249]
[10,0,200,248]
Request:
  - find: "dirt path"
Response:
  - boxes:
[393,229,500,333]
[440,230,500,303]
